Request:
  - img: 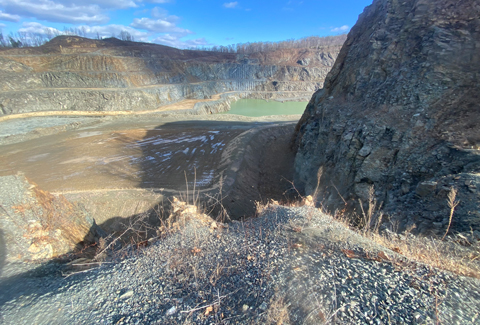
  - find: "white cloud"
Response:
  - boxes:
[0,9,21,22]
[0,23,6,28]
[153,33,211,49]
[18,21,61,35]
[0,0,111,24]
[151,7,179,21]
[331,25,349,33]
[79,24,150,42]
[223,2,238,9]
[0,0,142,24]
[130,7,190,34]
[59,0,137,9]
[0,0,202,48]
[131,17,191,34]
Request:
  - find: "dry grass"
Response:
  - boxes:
[369,231,480,278]
[299,178,480,278]
[358,185,384,235]
[356,185,479,278]
[264,293,291,325]
[442,187,459,241]
[276,172,480,279]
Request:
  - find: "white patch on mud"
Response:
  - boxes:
[62,171,84,180]
[156,152,173,162]
[189,170,215,187]
[60,157,98,164]
[76,131,103,138]
[211,141,226,153]
[27,153,50,162]
[137,135,210,147]
[99,156,130,164]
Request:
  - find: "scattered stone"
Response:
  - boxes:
[165,306,177,316]
[416,181,438,197]
[119,290,134,300]
[0,205,479,324]
[259,302,268,311]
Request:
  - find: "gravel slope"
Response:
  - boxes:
[1,205,479,324]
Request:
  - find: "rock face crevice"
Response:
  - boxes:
[293,0,480,235]
[0,36,343,115]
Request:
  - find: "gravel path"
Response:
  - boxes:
[1,205,479,324]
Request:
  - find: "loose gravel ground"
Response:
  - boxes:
[1,205,480,324]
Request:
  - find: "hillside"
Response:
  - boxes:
[0,36,343,116]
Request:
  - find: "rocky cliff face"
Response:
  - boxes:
[0,36,342,115]
[294,0,480,234]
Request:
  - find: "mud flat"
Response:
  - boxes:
[0,112,301,230]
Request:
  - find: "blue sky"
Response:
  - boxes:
[0,0,373,48]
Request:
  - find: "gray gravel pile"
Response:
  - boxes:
[1,205,479,324]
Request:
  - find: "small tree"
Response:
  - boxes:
[118,31,134,42]
[0,31,7,47]
[9,36,22,48]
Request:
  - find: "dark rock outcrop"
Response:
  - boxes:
[293,0,480,234]
[0,36,344,115]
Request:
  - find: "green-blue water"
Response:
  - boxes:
[222,99,308,117]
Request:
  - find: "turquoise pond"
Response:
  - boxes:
[221,99,308,117]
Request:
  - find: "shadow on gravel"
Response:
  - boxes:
[0,224,103,308]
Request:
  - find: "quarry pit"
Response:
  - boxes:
[0,112,300,235]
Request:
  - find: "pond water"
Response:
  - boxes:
[222,99,308,117]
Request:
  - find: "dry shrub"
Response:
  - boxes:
[255,199,281,217]
[358,185,383,235]
[442,187,459,241]
[255,201,266,216]
[265,293,291,325]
